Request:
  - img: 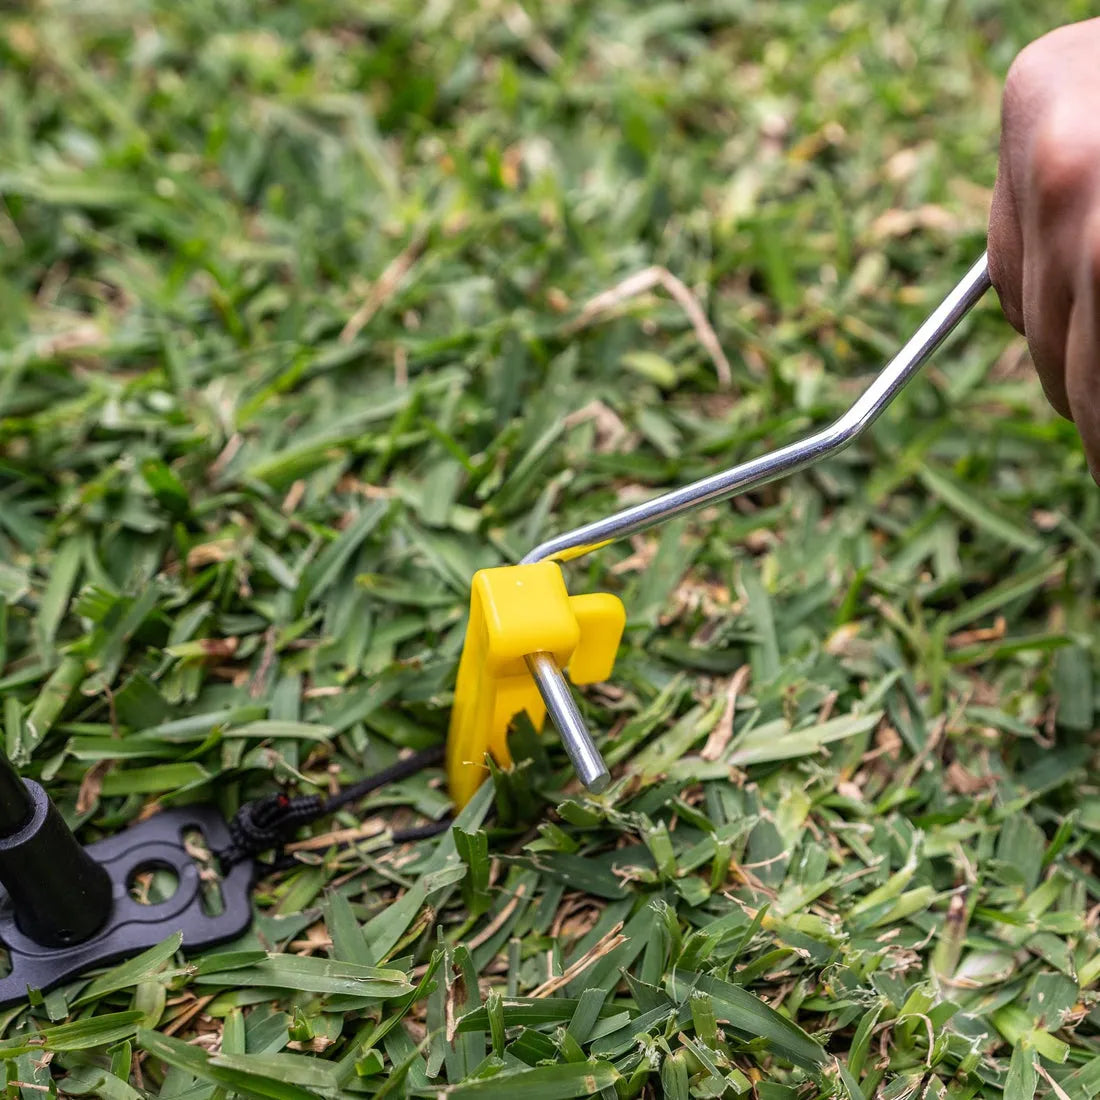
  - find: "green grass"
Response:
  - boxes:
[0,1,1098,1097]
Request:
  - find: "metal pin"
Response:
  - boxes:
[518,253,993,783]
[525,652,610,794]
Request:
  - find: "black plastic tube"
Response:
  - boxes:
[0,752,113,947]
[0,752,32,837]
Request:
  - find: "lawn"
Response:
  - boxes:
[0,1,1097,1097]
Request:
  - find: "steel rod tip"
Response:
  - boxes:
[583,769,611,795]
[525,652,611,796]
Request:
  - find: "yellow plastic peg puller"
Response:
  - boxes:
[442,253,994,808]
[446,561,625,808]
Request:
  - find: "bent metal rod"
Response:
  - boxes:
[520,252,993,794]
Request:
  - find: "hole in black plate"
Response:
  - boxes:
[182,827,224,917]
[127,862,180,906]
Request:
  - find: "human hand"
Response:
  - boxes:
[989,18,1100,480]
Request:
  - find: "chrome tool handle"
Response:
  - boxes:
[524,252,992,566]
[524,252,993,791]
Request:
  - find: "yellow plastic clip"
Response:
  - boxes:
[446,561,625,808]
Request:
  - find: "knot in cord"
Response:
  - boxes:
[220,791,324,870]
[215,744,447,872]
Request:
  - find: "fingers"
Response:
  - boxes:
[1065,226,1100,482]
[1020,215,1075,420]
[992,25,1100,431]
[988,138,1025,335]
[1018,110,1100,420]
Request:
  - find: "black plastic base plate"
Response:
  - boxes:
[0,804,253,1007]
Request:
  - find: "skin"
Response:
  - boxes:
[989,17,1100,481]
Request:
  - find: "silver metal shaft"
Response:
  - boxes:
[526,652,610,793]
[525,252,992,565]
[520,252,993,790]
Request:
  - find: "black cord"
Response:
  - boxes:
[255,818,454,875]
[218,744,449,872]
[325,743,445,812]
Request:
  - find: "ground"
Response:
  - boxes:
[0,1,1097,1098]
